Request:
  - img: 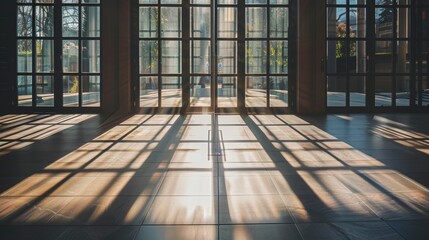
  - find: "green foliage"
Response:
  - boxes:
[70,76,79,94]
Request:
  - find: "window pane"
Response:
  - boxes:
[140,0,157,3]
[161,7,182,38]
[81,6,100,37]
[63,75,79,107]
[217,41,237,74]
[17,76,32,107]
[218,7,237,38]
[246,0,267,4]
[217,0,237,4]
[17,5,32,37]
[375,41,393,73]
[396,41,409,74]
[375,76,393,107]
[270,41,288,74]
[375,7,393,38]
[162,77,182,107]
[191,0,210,3]
[350,76,366,106]
[218,77,237,108]
[82,40,100,73]
[140,7,158,38]
[162,41,181,74]
[349,40,366,73]
[161,0,182,3]
[271,0,288,4]
[36,75,54,107]
[191,40,211,74]
[350,7,366,38]
[376,0,393,5]
[36,39,54,73]
[63,0,79,3]
[396,76,410,106]
[82,0,100,3]
[140,76,158,107]
[63,40,79,73]
[82,75,100,107]
[327,75,346,107]
[270,76,288,107]
[191,7,211,38]
[421,76,429,106]
[36,6,54,37]
[190,76,211,107]
[36,0,54,4]
[327,7,346,38]
[327,40,347,74]
[246,41,267,74]
[63,6,79,37]
[270,8,288,38]
[140,40,158,74]
[397,7,408,38]
[246,8,267,38]
[17,40,32,73]
[246,76,267,107]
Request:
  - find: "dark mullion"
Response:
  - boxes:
[346,4,350,108]
[392,4,397,107]
[237,0,245,111]
[368,0,375,110]
[409,2,416,107]
[182,0,190,112]
[157,2,162,108]
[213,0,218,111]
[32,3,36,107]
[417,0,423,106]
[78,3,83,107]
[266,4,270,108]
[55,0,62,108]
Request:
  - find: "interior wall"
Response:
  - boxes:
[0,1,15,114]
[101,0,135,117]
[296,0,326,114]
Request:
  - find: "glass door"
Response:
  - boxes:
[138,0,291,113]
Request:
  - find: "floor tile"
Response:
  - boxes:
[297,222,403,240]
[50,196,153,225]
[219,224,302,240]
[144,196,217,224]
[357,191,429,220]
[158,176,217,196]
[136,225,217,240]
[282,193,378,223]
[219,195,293,224]
[219,175,278,195]
[388,220,429,240]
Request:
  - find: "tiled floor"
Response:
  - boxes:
[1,113,429,239]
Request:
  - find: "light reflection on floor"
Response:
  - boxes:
[0,113,429,239]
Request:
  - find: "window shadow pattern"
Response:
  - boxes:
[0,113,429,239]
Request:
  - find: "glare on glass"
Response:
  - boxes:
[17,75,32,107]
[36,75,54,107]
[63,75,79,107]
[140,77,159,107]
[82,75,100,107]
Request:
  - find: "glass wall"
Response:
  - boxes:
[245,0,289,108]
[139,0,183,108]
[327,0,417,110]
[327,0,367,107]
[139,0,291,112]
[16,0,101,109]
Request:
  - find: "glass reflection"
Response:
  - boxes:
[140,77,159,107]
[36,75,54,107]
